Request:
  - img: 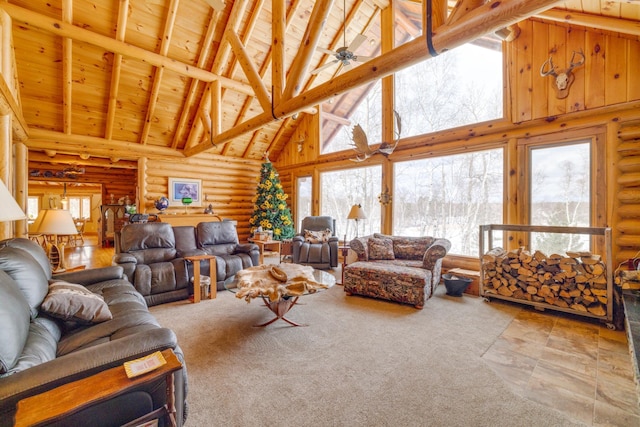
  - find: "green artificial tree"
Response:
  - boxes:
[249,157,294,240]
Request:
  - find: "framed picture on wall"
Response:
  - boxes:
[168,178,202,207]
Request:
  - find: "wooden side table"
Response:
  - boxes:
[185,254,217,303]
[15,349,182,427]
[251,240,281,264]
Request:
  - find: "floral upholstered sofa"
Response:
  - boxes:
[344,234,451,308]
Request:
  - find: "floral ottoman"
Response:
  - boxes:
[344,261,433,309]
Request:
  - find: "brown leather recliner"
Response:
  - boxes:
[292,216,339,269]
[113,222,190,306]
[196,221,260,290]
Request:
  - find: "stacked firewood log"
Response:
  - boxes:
[482,247,608,317]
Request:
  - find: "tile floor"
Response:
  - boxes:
[483,309,640,426]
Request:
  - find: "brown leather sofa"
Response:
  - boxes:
[0,238,187,426]
[113,221,259,305]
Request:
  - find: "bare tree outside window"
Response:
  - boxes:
[393,149,504,256]
[321,166,382,240]
[530,142,591,254]
[395,43,503,138]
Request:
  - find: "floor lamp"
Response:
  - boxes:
[34,209,78,272]
[0,179,27,236]
[347,204,367,239]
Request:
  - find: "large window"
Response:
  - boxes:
[320,166,381,240]
[393,148,504,256]
[529,142,591,254]
[68,196,91,220]
[395,42,503,138]
[321,80,382,154]
[296,176,312,231]
[27,197,39,220]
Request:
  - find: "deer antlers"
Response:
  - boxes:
[350,110,402,162]
[540,50,585,99]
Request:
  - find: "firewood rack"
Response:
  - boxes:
[479,224,614,328]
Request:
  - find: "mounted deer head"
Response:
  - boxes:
[350,110,402,162]
[540,50,585,99]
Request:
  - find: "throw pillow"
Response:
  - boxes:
[40,281,112,324]
[367,237,395,260]
[304,228,332,244]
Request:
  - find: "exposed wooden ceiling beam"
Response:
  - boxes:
[446,0,487,26]
[223,0,304,157]
[536,9,640,37]
[219,0,269,156]
[171,8,220,149]
[185,0,564,157]
[140,0,180,145]
[105,0,129,141]
[321,109,352,126]
[272,0,286,107]
[0,68,28,141]
[282,0,335,101]
[269,0,370,155]
[226,30,272,113]
[0,2,254,96]
[26,129,185,160]
[29,152,137,169]
[62,0,72,134]
[183,0,251,150]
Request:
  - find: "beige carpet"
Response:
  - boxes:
[150,285,585,427]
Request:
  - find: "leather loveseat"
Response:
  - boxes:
[0,238,188,426]
[113,221,259,303]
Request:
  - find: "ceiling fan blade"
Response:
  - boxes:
[310,59,340,75]
[347,34,367,52]
[202,0,225,10]
[354,55,373,62]
[317,47,338,56]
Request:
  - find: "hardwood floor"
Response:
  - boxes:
[66,246,639,425]
[63,234,114,270]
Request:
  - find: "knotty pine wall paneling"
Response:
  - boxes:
[511,20,640,122]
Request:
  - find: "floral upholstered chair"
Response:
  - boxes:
[292,216,339,270]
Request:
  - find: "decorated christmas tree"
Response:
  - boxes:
[249,156,294,240]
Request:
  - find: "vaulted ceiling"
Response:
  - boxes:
[3,0,640,166]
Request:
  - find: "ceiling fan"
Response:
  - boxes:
[310,0,373,75]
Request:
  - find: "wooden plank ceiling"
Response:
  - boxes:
[4,0,640,166]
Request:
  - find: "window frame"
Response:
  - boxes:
[516,126,606,255]
[391,145,506,257]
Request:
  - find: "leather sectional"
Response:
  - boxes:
[0,237,188,426]
[113,221,260,305]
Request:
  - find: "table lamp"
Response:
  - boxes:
[0,178,27,223]
[35,209,78,272]
[347,204,366,238]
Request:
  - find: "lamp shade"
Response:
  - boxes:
[0,179,26,222]
[347,204,366,220]
[35,209,78,235]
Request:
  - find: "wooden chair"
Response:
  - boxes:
[70,219,85,246]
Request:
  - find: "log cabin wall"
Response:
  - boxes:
[275,18,640,267]
[616,121,640,265]
[142,154,261,241]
